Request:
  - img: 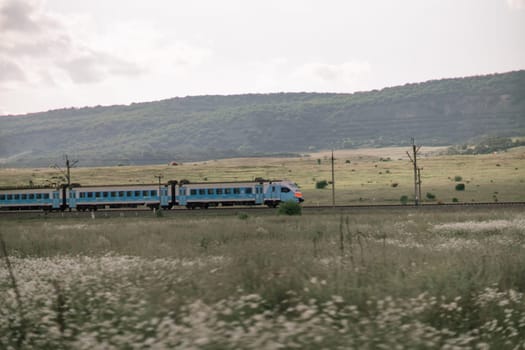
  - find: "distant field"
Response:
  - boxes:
[0,146,524,204]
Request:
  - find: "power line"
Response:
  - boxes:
[406,138,422,206]
[53,155,78,187]
[331,149,335,208]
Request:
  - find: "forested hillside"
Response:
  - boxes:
[1,70,524,166]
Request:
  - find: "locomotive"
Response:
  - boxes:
[0,180,303,211]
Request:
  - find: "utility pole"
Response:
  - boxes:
[331,149,335,207]
[406,138,421,206]
[54,155,78,187]
[417,167,422,203]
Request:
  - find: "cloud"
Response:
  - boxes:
[506,0,525,9]
[0,0,40,32]
[59,50,145,84]
[89,20,213,76]
[293,61,372,87]
[0,0,214,91]
[0,58,26,82]
[0,0,147,87]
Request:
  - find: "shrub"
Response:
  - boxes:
[400,195,409,205]
[278,200,302,216]
[426,192,436,200]
[454,175,462,182]
[238,212,249,220]
[315,180,328,189]
[452,197,459,202]
[455,183,465,191]
[391,182,399,188]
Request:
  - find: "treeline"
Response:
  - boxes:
[447,137,525,155]
[1,70,524,166]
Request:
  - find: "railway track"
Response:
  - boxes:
[1,201,524,219]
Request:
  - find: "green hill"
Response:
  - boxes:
[1,70,524,166]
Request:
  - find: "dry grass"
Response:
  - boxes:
[1,208,524,348]
[1,146,524,205]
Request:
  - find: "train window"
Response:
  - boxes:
[47,194,53,199]
[119,191,125,197]
[199,189,206,195]
[95,192,101,198]
[111,192,117,198]
[7,194,12,200]
[87,192,93,198]
[79,193,84,198]
[216,189,223,195]
[190,189,197,195]
[127,191,132,197]
[150,190,157,197]
[21,194,27,200]
[233,188,240,194]
[135,191,141,197]
[141,191,148,197]
[281,187,290,193]
[225,188,232,194]
[0,195,5,200]
[29,194,35,199]
[272,186,276,192]
[102,192,108,198]
[207,189,214,195]
[36,193,42,199]
[245,188,253,194]
[179,189,186,196]
[14,194,20,200]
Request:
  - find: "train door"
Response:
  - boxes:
[264,183,280,207]
[160,186,169,208]
[52,191,61,210]
[272,184,280,201]
[68,189,77,209]
[255,184,264,204]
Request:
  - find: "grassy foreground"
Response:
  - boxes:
[1,208,525,349]
[1,146,524,204]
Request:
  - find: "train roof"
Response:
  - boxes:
[0,179,293,191]
[0,185,57,191]
[179,179,283,186]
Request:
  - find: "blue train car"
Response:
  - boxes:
[0,180,303,211]
[176,180,303,209]
[71,184,170,211]
[0,187,61,211]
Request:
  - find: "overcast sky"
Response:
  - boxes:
[1,0,524,115]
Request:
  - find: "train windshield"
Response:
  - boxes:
[283,181,300,191]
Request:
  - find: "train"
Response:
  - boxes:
[0,179,304,211]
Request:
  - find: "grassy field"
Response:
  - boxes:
[1,208,524,348]
[0,146,524,205]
